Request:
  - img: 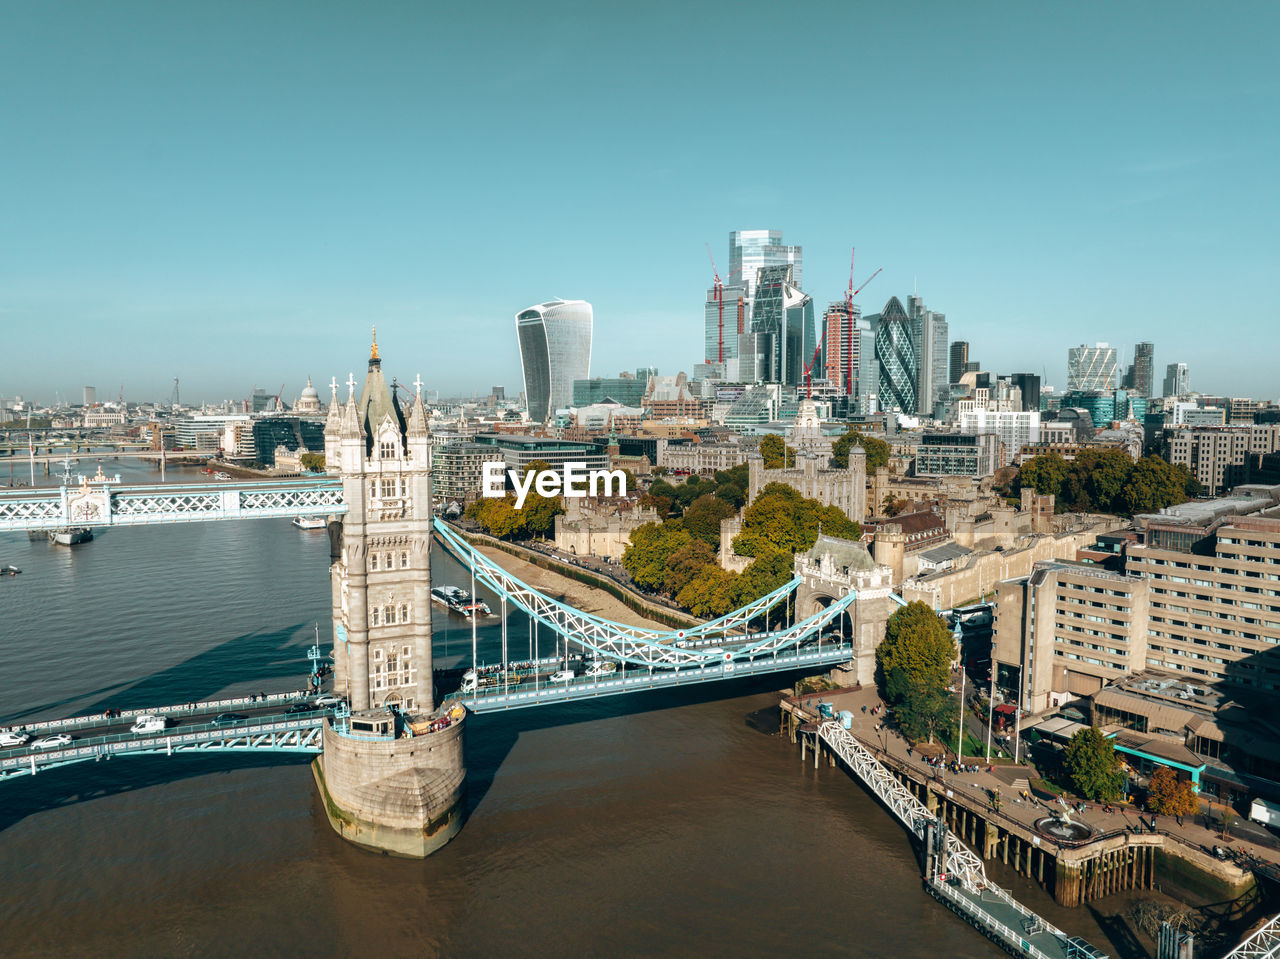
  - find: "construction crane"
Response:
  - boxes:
[704,243,743,365]
[802,344,823,399]
[842,250,884,396]
[274,383,285,412]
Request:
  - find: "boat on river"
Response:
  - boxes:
[431,585,492,617]
[50,527,93,546]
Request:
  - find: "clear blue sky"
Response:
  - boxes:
[2,1,1276,404]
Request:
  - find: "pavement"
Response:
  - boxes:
[792,683,1280,880]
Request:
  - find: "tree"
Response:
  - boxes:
[682,493,736,548]
[1062,727,1127,801]
[664,539,716,596]
[733,483,860,558]
[832,428,890,470]
[299,452,325,472]
[516,460,564,538]
[622,521,692,592]
[875,602,955,703]
[1017,452,1068,498]
[465,496,524,539]
[758,433,796,469]
[677,565,739,617]
[1147,765,1199,817]
[881,493,907,517]
[895,682,960,746]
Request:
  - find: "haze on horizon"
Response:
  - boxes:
[1,1,1277,405]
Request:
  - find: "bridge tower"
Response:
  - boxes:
[794,535,898,686]
[312,331,466,858]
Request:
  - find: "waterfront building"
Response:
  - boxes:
[993,561,1150,714]
[516,299,593,422]
[433,441,493,504]
[869,297,917,416]
[82,409,127,427]
[1163,362,1190,397]
[1067,343,1119,392]
[572,375,645,408]
[251,416,326,466]
[915,431,1001,478]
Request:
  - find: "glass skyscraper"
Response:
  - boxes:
[1067,343,1119,392]
[727,229,801,327]
[516,299,593,422]
[869,297,917,415]
[749,264,814,386]
[1131,341,1155,398]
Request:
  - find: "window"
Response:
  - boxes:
[370,607,380,626]
[380,440,395,459]
[399,603,410,623]
[370,553,379,571]
[373,648,383,661]
[381,478,396,498]
[369,481,378,499]
[384,552,393,568]
[385,605,398,625]
[403,645,411,657]
[400,551,409,568]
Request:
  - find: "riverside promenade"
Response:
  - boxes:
[781,683,1276,904]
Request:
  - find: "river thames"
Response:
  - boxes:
[0,461,1139,958]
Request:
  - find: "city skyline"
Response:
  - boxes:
[2,2,1277,402]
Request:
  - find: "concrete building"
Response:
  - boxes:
[432,441,493,504]
[1164,425,1280,495]
[993,561,1150,714]
[82,409,126,427]
[659,441,748,475]
[317,335,466,859]
[958,408,1041,467]
[915,431,1002,478]
[472,433,609,474]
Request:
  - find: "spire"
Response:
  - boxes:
[340,372,363,440]
[324,376,342,436]
[370,325,379,362]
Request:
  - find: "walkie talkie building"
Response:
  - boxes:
[516,299,593,422]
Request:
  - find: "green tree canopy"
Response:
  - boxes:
[732,483,859,558]
[895,682,960,746]
[1015,451,1199,516]
[1063,727,1128,801]
[299,452,326,472]
[832,428,890,471]
[622,521,693,592]
[515,460,564,538]
[682,493,736,548]
[758,433,796,469]
[875,601,955,703]
[465,496,525,539]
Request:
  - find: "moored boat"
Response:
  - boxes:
[292,516,328,530]
[49,527,93,546]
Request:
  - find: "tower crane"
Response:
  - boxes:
[705,244,743,365]
[842,248,883,396]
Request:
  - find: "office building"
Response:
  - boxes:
[914,431,1001,478]
[727,229,801,328]
[749,264,814,386]
[1062,390,1116,429]
[1007,373,1041,414]
[1164,425,1280,494]
[1067,343,1119,392]
[515,299,593,422]
[1131,342,1155,398]
[572,376,645,408]
[869,297,917,416]
[433,441,494,504]
[82,386,96,407]
[822,301,860,395]
[472,433,609,474]
[958,408,1041,467]
[1163,363,1190,397]
[908,295,948,419]
[949,341,969,385]
[993,561,1150,713]
[704,278,747,365]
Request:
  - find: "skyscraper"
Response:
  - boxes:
[749,264,813,386]
[515,299,593,422]
[1132,341,1155,398]
[1163,362,1190,397]
[907,296,948,419]
[1008,373,1042,413]
[704,280,747,365]
[869,297,917,415]
[1067,343,1119,392]
[727,229,801,328]
[82,385,96,407]
[949,341,969,385]
[822,301,861,394]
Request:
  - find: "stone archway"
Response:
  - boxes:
[808,592,854,640]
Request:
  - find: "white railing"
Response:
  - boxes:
[2,689,312,735]
[1223,913,1280,959]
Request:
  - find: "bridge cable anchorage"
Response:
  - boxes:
[434,519,859,669]
[815,721,1082,959]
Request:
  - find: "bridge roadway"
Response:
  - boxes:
[449,643,856,713]
[0,695,334,782]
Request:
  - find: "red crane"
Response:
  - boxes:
[803,344,823,399]
[842,255,883,396]
[705,243,742,365]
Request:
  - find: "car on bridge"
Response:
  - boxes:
[212,713,248,726]
[286,701,321,714]
[130,714,169,734]
[32,734,75,749]
[0,731,31,747]
[312,695,345,707]
[550,670,575,684]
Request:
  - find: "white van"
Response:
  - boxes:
[130,714,168,734]
[586,660,617,676]
[550,670,576,684]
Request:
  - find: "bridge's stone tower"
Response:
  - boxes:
[795,535,898,686]
[312,333,466,858]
